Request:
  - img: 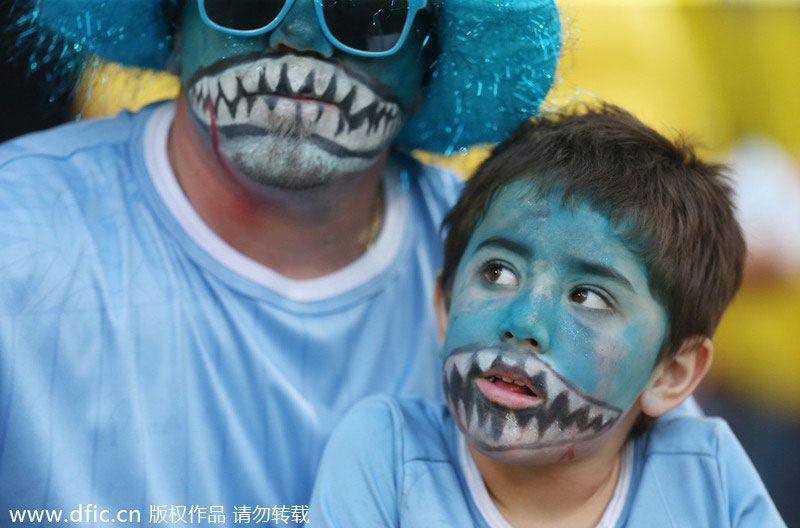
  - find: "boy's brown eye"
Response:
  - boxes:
[481,263,518,286]
[485,265,502,282]
[570,290,587,303]
[570,288,611,310]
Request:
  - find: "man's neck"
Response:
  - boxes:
[468,433,628,528]
[167,97,388,280]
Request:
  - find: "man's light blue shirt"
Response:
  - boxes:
[0,102,462,519]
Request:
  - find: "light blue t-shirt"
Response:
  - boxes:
[310,395,785,527]
[0,102,462,521]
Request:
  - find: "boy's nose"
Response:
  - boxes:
[269,0,335,58]
[499,327,549,354]
[499,292,552,353]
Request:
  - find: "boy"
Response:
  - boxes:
[309,105,784,527]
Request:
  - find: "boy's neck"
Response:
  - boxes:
[468,426,631,528]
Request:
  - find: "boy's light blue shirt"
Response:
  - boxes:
[310,395,785,527]
[0,102,462,518]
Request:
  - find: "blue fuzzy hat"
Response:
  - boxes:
[25,0,561,153]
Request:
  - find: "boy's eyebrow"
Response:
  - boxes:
[475,237,531,259]
[569,257,636,293]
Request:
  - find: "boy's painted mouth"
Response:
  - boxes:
[443,344,622,452]
[474,365,545,410]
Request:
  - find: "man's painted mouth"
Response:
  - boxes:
[443,344,622,452]
[186,55,404,159]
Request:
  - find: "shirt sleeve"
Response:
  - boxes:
[309,395,405,528]
[717,421,786,528]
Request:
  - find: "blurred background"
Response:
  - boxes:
[3,0,799,523]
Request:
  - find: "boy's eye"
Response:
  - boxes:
[481,263,519,286]
[570,288,611,310]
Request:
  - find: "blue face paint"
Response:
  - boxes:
[442,182,668,464]
[178,0,429,188]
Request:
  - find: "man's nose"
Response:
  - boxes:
[499,290,552,354]
[269,0,335,58]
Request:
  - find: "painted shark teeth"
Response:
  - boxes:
[476,350,496,371]
[443,345,623,451]
[186,55,404,157]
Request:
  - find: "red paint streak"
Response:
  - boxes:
[207,98,223,163]
[558,445,576,462]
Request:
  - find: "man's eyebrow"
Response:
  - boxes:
[569,257,636,293]
[474,237,531,258]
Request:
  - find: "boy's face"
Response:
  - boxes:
[442,182,668,465]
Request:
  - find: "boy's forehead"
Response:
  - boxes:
[476,183,602,238]
[468,182,651,279]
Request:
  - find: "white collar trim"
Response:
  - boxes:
[142,102,409,302]
[458,433,633,528]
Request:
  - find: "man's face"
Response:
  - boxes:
[441,182,668,465]
[178,0,429,189]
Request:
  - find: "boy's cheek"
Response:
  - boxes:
[588,353,654,411]
[445,296,509,350]
[545,324,656,411]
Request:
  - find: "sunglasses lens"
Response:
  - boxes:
[203,0,286,32]
[322,0,411,54]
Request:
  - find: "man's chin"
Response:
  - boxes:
[219,133,385,191]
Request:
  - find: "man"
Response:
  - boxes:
[0,0,560,522]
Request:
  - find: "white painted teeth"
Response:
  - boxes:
[188,55,402,155]
[453,354,471,379]
[457,400,468,428]
[265,61,281,93]
[566,390,582,416]
[220,76,237,101]
[469,404,480,433]
[209,81,220,104]
[350,86,373,114]
[501,376,513,383]
[500,355,516,367]
[240,66,263,93]
[290,61,313,93]
[513,380,526,387]
[476,351,496,372]
[524,357,538,378]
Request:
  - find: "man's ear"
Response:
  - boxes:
[639,337,713,418]
[433,273,448,342]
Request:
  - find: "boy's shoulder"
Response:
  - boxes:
[311,395,478,527]
[341,394,456,461]
[625,415,785,527]
[643,414,734,456]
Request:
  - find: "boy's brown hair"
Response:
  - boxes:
[440,103,746,367]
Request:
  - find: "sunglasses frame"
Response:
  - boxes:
[197,0,429,57]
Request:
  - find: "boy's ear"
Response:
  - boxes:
[639,337,713,418]
[433,273,448,342]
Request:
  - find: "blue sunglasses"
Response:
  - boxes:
[198,0,430,57]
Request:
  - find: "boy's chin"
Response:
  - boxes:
[468,433,608,467]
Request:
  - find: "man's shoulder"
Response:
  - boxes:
[0,104,167,219]
[0,108,145,168]
[396,153,464,214]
